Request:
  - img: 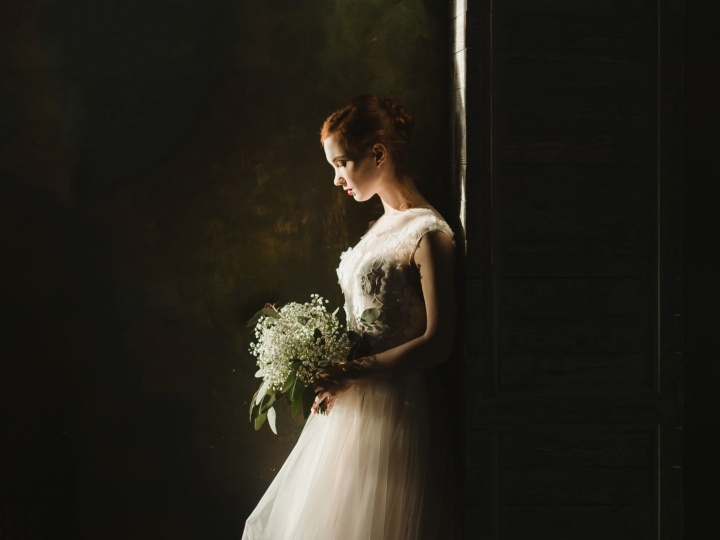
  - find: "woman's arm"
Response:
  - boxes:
[313,229,456,412]
[362,228,456,376]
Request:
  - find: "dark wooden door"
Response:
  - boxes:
[456,1,683,538]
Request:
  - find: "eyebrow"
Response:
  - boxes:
[330,155,349,164]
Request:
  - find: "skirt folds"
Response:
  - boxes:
[242,370,452,540]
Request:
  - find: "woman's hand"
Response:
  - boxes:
[311,359,371,414]
[311,380,351,415]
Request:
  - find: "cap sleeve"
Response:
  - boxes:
[406,209,455,263]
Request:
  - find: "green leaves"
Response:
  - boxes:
[291,393,304,417]
[301,386,316,419]
[246,305,281,328]
[254,411,267,430]
[290,375,305,403]
[248,370,319,433]
[267,407,277,434]
[290,374,311,419]
[259,392,277,414]
[250,387,278,432]
[255,379,270,405]
[281,371,296,393]
[359,307,380,325]
[249,389,260,418]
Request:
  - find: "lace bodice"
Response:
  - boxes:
[336,206,454,353]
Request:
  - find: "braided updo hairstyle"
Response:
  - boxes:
[320,95,415,178]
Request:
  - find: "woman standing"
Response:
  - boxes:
[242,94,456,539]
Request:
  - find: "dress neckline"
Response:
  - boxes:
[371,205,434,226]
[367,205,434,233]
[379,205,433,218]
[340,206,441,260]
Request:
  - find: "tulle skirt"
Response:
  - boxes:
[241,370,454,540]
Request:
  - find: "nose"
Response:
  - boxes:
[333,171,345,187]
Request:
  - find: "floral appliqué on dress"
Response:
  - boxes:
[336,207,454,353]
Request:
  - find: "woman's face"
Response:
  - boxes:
[323,134,378,202]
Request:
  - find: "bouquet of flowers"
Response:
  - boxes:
[247,294,361,434]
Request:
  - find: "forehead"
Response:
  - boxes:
[323,135,345,162]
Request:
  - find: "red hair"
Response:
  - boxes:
[320,95,414,176]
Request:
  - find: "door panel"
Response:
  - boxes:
[460,0,682,538]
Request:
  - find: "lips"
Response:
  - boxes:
[346,189,354,196]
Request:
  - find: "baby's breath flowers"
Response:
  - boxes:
[248,294,356,434]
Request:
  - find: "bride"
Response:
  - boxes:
[242,94,457,539]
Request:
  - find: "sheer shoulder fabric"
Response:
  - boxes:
[336,206,454,354]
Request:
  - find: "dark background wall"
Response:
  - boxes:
[0,1,451,538]
[684,1,720,536]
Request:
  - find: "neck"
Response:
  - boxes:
[377,174,429,215]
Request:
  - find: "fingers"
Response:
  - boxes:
[311,392,328,415]
[312,390,342,415]
[311,377,354,415]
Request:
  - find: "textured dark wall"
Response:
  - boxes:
[684,1,720,536]
[0,1,450,537]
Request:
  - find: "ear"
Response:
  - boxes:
[371,143,387,166]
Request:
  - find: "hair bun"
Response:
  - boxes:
[382,98,414,140]
[320,94,416,177]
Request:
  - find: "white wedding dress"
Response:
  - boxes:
[242,206,455,540]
